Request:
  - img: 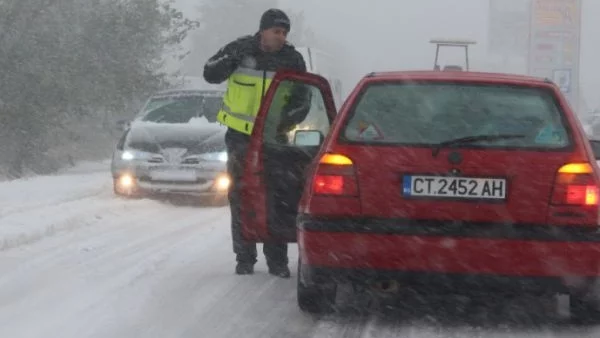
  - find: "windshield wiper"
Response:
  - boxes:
[432,134,526,157]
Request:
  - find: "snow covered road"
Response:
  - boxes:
[0,164,599,337]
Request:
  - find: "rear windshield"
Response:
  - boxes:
[340,82,571,149]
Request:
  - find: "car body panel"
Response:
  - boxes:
[240,69,337,242]
[299,229,600,277]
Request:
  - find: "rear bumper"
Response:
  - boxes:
[298,217,600,289]
[302,267,578,295]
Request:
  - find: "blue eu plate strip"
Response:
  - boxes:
[403,175,412,195]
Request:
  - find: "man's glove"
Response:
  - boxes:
[277,122,296,135]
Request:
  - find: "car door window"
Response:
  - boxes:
[262,80,331,146]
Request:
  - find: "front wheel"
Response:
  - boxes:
[210,194,229,207]
[297,259,337,315]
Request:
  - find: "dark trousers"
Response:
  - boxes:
[225,129,288,267]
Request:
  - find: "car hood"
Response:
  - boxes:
[125,118,226,154]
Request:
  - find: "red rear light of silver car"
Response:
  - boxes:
[312,154,358,196]
[551,163,600,206]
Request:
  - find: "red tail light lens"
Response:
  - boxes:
[552,163,599,206]
[314,175,344,194]
[312,154,358,196]
[313,175,358,195]
[565,185,599,205]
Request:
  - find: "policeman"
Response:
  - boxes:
[203,9,307,278]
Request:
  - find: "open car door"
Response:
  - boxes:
[240,69,337,243]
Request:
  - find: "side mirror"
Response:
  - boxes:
[116,119,131,131]
[293,130,323,146]
[589,139,600,160]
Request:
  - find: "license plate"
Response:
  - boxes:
[150,168,197,181]
[403,175,506,200]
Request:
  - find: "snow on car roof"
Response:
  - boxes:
[132,115,225,129]
[152,89,224,99]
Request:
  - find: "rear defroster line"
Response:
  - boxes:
[431,134,527,157]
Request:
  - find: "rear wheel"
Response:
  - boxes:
[297,259,337,315]
[569,279,600,324]
[570,294,600,324]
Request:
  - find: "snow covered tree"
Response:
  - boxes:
[0,0,197,177]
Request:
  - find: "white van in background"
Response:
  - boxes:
[296,47,344,107]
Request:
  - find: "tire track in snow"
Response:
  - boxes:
[0,201,226,287]
[0,188,107,219]
[0,204,230,338]
[0,192,125,251]
[0,171,111,218]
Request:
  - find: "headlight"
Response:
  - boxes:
[121,150,154,161]
[118,174,135,187]
[214,173,231,190]
[199,151,228,162]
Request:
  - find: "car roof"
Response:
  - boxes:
[365,70,553,86]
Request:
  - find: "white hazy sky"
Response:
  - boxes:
[175,0,600,110]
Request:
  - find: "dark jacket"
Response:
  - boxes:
[203,34,306,84]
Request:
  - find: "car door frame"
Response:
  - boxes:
[240,69,337,242]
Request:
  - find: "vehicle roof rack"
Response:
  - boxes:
[430,38,477,71]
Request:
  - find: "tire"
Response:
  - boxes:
[197,195,229,207]
[297,259,337,315]
[570,294,600,324]
[210,195,229,207]
[113,179,124,196]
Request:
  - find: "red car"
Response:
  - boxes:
[238,69,600,321]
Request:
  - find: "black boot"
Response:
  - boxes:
[268,264,291,278]
[235,262,254,275]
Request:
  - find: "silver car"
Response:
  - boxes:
[111,89,229,204]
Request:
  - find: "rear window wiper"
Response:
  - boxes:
[432,134,526,157]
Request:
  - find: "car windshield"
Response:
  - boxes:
[341,82,571,149]
[140,95,222,124]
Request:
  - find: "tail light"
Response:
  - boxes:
[551,163,599,206]
[312,153,358,196]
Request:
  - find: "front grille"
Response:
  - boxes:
[181,158,200,165]
[139,177,208,185]
[147,157,164,163]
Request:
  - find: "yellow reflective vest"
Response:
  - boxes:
[217,67,292,135]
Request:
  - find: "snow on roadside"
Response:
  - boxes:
[57,159,112,175]
[0,162,117,250]
[0,200,229,338]
[0,170,109,217]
